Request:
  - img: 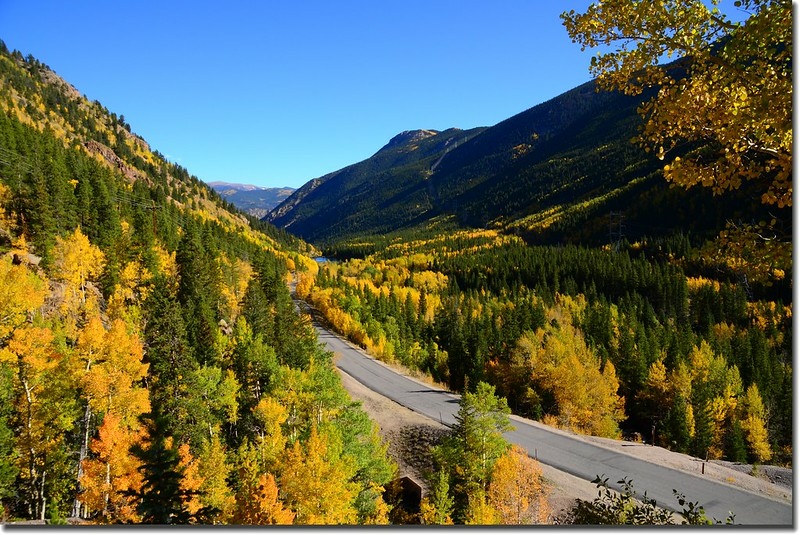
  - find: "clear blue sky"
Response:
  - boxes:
[1,1,612,188]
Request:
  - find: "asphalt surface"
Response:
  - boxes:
[312,320,793,526]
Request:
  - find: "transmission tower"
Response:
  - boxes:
[609,211,625,252]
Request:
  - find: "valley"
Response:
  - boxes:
[0,0,792,526]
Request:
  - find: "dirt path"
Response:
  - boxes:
[337,368,792,522]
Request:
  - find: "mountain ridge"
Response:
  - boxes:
[265,80,652,245]
[208,182,295,219]
[265,74,771,249]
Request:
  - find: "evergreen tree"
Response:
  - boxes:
[128,413,205,524]
[142,276,198,443]
[433,382,513,523]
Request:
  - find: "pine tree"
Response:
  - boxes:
[434,381,512,523]
[128,414,203,524]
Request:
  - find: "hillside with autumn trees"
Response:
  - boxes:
[0,0,792,527]
[0,42,413,525]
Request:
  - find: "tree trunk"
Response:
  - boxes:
[39,469,46,522]
[72,402,92,518]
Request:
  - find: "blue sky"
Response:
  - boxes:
[0,2,674,188]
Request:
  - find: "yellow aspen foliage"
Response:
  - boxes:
[738,384,772,463]
[106,260,151,323]
[641,358,672,407]
[52,227,105,305]
[562,1,792,208]
[218,256,253,323]
[279,426,358,525]
[153,242,178,286]
[295,271,315,300]
[196,435,235,523]
[52,227,105,335]
[79,412,145,523]
[178,443,205,518]
[686,342,747,458]
[487,445,550,525]
[419,500,453,525]
[563,1,792,284]
[668,361,693,402]
[0,183,15,232]
[359,483,391,525]
[76,315,105,371]
[236,472,295,525]
[523,319,625,438]
[251,396,288,470]
[0,255,47,342]
[464,492,500,525]
[81,319,150,427]
[2,325,80,518]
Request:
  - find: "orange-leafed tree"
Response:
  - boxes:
[177,443,206,519]
[487,445,550,524]
[79,412,144,523]
[233,469,294,525]
[75,316,150,519]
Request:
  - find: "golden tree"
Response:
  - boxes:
[520,316,625,438]
[464,491,500,525]
[51,227,106,335]
[738,384,772,462]
[487,445,550,524]
[1,326,79,520]
[562,0,791,208]
[562,1,792,282]
[279,425,358,525]
[233,471,295,525]
[0,257,47,343]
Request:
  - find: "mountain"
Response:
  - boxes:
[208,181,295,219]
[267,77,769,248]
[266,127,486,243]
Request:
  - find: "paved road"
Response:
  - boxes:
[312,320,793,526]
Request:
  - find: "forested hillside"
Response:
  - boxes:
[304,228,791,466]
[289,0,793,494]
[0,42,399,524]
